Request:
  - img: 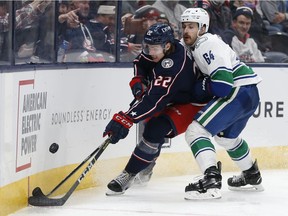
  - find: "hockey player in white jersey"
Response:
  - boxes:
[180,7,264,200]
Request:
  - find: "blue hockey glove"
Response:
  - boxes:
[200,76,211,93]
[194,76,233,98]
[129,76,147,100]
[103,112,133,144]
[190,76,213,103]
[194,76,211,94]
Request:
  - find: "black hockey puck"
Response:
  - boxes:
[49,143,59,154]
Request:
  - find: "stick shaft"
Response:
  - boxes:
[28,138,110,206]
[47,146,101,196]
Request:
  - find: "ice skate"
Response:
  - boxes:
[106,170,136,196]
[185,161,222,200]
[228,160,264,192]
[134,161,155,186]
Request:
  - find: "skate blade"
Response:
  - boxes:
[228,184,264,192]
[105,189,125,196]
[133,180,149,187]
[133,176,150,187]
[184,188,221,200]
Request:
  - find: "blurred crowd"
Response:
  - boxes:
[0,0,288,64]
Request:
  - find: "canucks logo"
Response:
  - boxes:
[161,58,174,68]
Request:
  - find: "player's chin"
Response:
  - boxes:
[183,37,193,45]
[151,56,161,62]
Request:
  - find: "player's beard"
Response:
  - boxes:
[183,34,195,47]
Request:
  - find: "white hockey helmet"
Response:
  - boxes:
[181,8,210,33]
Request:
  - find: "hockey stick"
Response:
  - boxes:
[28,138,111,206]
[31,144,103,198]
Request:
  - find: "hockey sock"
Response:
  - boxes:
[125,147,158,174]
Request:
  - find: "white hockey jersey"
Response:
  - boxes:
[192,33,262,87]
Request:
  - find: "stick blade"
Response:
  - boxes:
[28,195,66,206]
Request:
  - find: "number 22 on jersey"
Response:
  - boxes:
[154,76,172,88]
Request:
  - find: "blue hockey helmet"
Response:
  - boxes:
[143,23,175,45]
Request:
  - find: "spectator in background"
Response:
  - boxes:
[57,0,97,62]
[152,0,187,39]
[157,12,169,24]
[196,0,232,38]
[122,0,148,15]
[229,1,288,62]
[57,0,91,61]
[260,0,288,33]
[179,0,195,8]
[229,0,257,13]
[15,0,52,29]
[222,6,265,63]
[157,12,180,39]
[229,0,243,13]
[0,1,9,61]
[232,0,273,53]
[58,2,119,63]
[89,5,116,54]
[125,5,161,44]
[122,5,161,61]
[58,0,70,15]
[58,0,91,29]
[15,0,53,63]
[122,0,136,15]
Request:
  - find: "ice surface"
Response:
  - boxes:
[11,169,288,216]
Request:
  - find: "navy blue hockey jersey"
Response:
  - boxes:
[125,40,207,123]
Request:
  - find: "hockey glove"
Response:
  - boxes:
[103,112,133,144]
[194,76,233,98]
[195,76,211,94]
[200,76,211,93]
[129,76,147,100]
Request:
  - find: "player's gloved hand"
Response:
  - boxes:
[194,76,211,94]
[195,76,232,98]
[200,76,211,93]
[129,76,147,100]
[103,112,133,144]
[191,76,213,103]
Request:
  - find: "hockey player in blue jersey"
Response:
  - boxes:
[180,8,264,199]
[103,23,210,195]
